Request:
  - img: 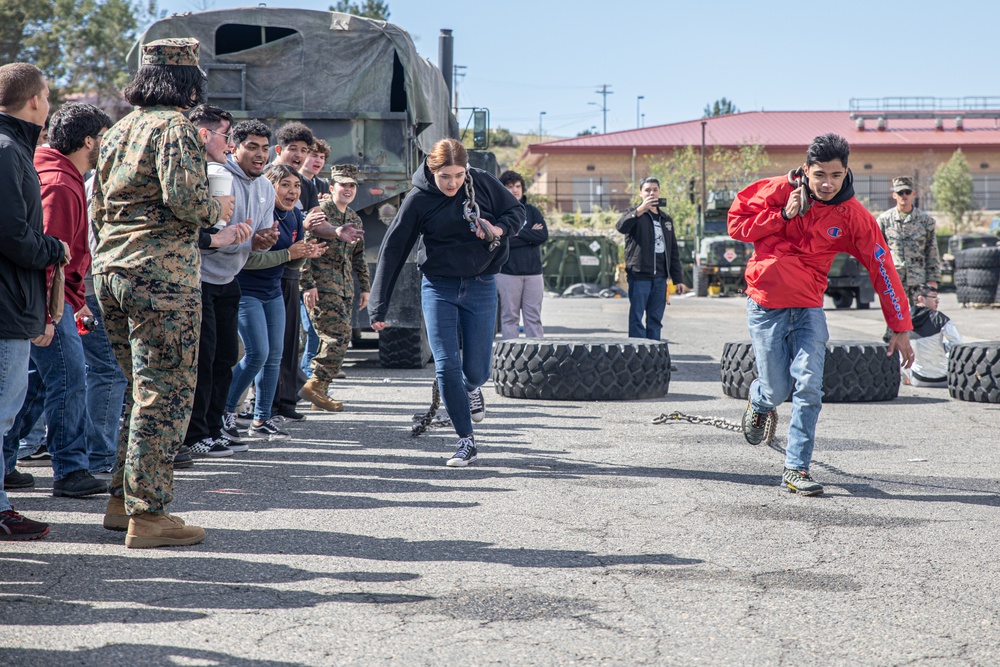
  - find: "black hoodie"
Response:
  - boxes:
[0,113,66,339]
[368,162,524,322]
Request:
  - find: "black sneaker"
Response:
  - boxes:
[52,470,107,498]
[222,411,244,441]
[189,438,234,458]
[218,432,248,452]
[276,409,305,421]
[0,510,50,541]
[446,436,478,467]
[18,445,52,468]
[236,404,254,422]
[468,388,486,423]
[783,468,824,496]
[247,419,290,441]
[742,399,776,446]
[4,470,34,489]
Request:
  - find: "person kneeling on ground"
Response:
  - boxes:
[901,284,961,388]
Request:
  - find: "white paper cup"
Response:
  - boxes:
[207,163,233,225]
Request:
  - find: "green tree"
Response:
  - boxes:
[931,149,977,233]
[644,143,769,237]
[2,0,155,113]
[490,127,517,147]
[330,0,390,20]
[703,97,739,118]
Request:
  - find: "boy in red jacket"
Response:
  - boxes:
[728,133,914,496]
[3,102,111,499]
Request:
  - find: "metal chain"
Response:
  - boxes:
[411,381,451,436]
[462,171,500,252]
[653,410,780,450]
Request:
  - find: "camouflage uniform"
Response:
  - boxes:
[299,202,368,382]
[877,206,941,294]
[91,38,221,516]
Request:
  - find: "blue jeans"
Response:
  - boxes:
[227,294,285,421]
[745,298,829,472]
[300,299,320,378]
[3,303,91,481]
[0,338,30,512]
[17,417,46,459]
[627,276,667,340]
[4,364,44,475]
[422,274,497,437]
[81,293,127,473]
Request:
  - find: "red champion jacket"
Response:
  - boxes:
[728,174,912,333]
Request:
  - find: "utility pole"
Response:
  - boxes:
[452,65,467,115]
[595,84,613,134]
[538,111,547,138]
[636,95,644,128]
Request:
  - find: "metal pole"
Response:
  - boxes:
[700,120,707,240]
[539,111,546,138]
[636,95,644,128]
[438,29,453,104]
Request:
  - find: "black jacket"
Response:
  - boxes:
[369,162,524,322]
[616,206,683,283]
[0,113,65,339]
[500,199,548,275]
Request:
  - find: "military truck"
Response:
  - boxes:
[825,254,874,309]
[690,190,751,297]
[129,8,460,367]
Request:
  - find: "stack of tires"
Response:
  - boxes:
[954,245,1000,306]
[948,342,1000,403]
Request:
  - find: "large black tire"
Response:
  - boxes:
[492,337,671,400]
[954,247,1000,270]
[378,326,431,369]
[955,281,996,305]
[694,269,709,297]
[831,290,854,309]
[720,340,900,403]
[961,268,1000,289]
[948,342,1000,403]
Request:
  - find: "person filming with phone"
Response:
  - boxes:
[616,177,688,340]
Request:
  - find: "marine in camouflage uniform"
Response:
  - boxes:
[877,176,941,296]
[299,165,369,385]
[91,38,222,518]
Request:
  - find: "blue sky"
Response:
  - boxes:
[156,0,1000,137]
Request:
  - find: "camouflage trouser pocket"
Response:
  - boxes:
[145,292,202,371]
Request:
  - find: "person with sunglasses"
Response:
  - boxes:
[877,176,941,296]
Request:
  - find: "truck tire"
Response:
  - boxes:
[378,326,431,369]
[693,269,709,297]
[959,268,1000,289]
[948,342,1000,403]
[720,340,900,403]
[954,246,1000,270]
[492,337,671,400]
[831,290,854,309]
[955,279,996,305]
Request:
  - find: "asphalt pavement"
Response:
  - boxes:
[2,291,999,666]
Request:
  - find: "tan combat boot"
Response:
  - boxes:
[125,513,206,549]
[103,494,129,532]
[298,377,344,412]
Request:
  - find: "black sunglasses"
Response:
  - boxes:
[896,189,913,196]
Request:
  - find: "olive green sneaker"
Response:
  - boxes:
[742,399,777,445]
[783,468,823,496]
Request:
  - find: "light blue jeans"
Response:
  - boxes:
[745,298,829,472]
[81,293,127,473]
[0,338,31,512]
[227,294,285,421]
[300,299,320,378]
[422,274,498,438]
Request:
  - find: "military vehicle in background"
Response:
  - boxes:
[690,190,752,297]
[825,255,874,309]
[129,8,469,368]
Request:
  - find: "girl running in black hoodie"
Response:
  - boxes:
[368,139,523,466]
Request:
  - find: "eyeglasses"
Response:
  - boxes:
[208,129,234,143]
[896,189,913,196]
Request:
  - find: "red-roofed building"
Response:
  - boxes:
[524,110,1000,217]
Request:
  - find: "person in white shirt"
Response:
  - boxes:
[906,283,961,387]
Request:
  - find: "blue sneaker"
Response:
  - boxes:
[446,436,478,467]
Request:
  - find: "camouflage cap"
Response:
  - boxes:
[892,176,915,193]
[142,38,201,68]
[330,164,360,184]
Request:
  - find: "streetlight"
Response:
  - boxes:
[538,111,547,138]
[637,95,644,128]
